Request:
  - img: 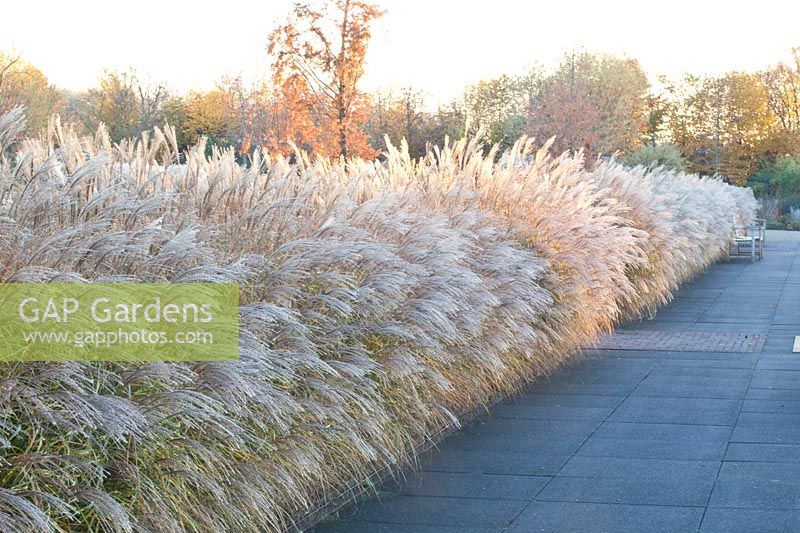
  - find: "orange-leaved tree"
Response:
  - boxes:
[268,0,384,160]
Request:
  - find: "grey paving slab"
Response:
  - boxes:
[692,322,771,333]
[647,365,754,378]
[315,522,496,533]
[381,471,550,500]
[743,399,800,413]
[543,372,646,385]
[747,388,800,401]
[612,396,741,413]
[708,480,800,509]
[725,442,800,462]
[655,357,757,369]
[490,404,613,422]
[630,381,748,399]
[731,425,800,444]
[313,231,800,532]
[501,393,625,408]
[418,449,570,476]
[709,462,800,510]
[609,396,740,426]
[693,317,775,324]
[458,418,599,438]
[537,476,714,506]
[750,378,800,390]
[753,368,800,380]
[640,351,758,361]
[507,501,704,533]
[443,431,589,454]
[608,408,738,426]
[637,375,752,388]
[332,495,527,528]
[575,436,728,460]
[521,381,637,396]
[737,411,800,427]
[756,359,800,370]
[557,456,720,480]
[578,348,668,358]
[700,508,800,533]
[591,422,732,442]
[717,461,800,480]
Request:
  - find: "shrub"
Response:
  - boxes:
[619,143,687,172]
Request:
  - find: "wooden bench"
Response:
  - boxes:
[755,218,767,245]
[730,224,764,261]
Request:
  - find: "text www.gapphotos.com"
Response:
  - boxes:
[20,328,214,348]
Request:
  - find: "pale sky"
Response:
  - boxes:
[3,1,799,105]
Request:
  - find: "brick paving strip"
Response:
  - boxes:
[313,231,800,533]
[591,330,767,353]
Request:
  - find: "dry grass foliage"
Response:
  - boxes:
[0,109,757,531]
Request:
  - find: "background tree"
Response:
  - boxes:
[263,73,319,155]
[366,87,429,157]
[463,71,539,152]
[181,89,238,151]
[268,0,384,159]
[760,47,800,155]
[642,92,669,145]
[762,48,800,131]
[526,54,599,155]
[664,72,780,185]
[77,70,170,143]
[525,52,649,157]
[590,55,650,153]
[0,52,62,135]
[428,102,468,146]
[238,80,288,157]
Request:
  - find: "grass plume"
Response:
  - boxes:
[0,108,757,531]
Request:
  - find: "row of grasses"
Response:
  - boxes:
[0,109,757,531]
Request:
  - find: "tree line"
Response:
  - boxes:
[1,0,799,218]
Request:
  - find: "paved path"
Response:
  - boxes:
[314,231,800,532]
